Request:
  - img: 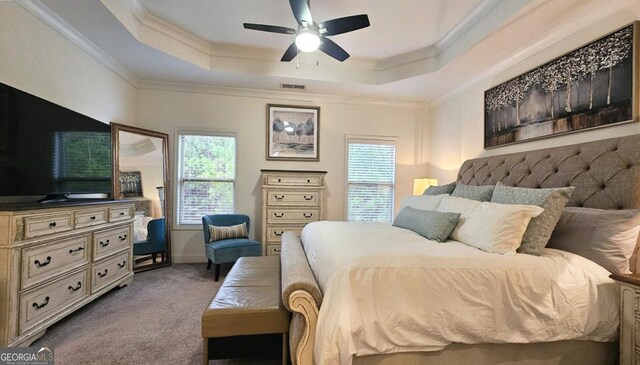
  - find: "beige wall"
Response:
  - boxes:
[0,2,136,125]
[427,10,640,183]
[136,88,428,262]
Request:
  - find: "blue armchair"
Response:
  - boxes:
[133,218,166,263]
[202,214,262,281]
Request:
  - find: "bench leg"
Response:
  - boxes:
[282,332,288,365]
[203,338,209,365]
[207,259,212,270]
[214,264,221,282]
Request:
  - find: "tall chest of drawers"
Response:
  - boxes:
[261,170,327,256]
[0,201,135,346]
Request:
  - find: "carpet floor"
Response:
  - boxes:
[32,263,280,365]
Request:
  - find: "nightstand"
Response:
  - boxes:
[611,273,640,365]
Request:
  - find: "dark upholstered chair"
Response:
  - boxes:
[133,218,166,263]
[202,214,262,281]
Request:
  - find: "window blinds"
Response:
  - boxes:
[347,141,396,223]
[177,134,236,225]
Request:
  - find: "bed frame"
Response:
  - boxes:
[280,134,640,365]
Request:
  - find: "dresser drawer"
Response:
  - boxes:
[267,244,282,256]
[92,251,130,293]
[267,189,319,206]
[19,269,89,334]
[267,208,319,224]
[266,175,322,187]
[93,225,131,260]
[108,205,133,222]
[75,208,108,229]
[21,234,91,290]
[23,212,74,239]
[265,225,305,243]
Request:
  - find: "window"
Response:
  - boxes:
[177,132,236,225]
[346,138,396,223]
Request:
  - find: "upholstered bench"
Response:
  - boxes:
[202,256,290,365]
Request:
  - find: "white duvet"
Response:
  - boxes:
[300,221,619,365]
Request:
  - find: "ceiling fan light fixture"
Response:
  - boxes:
[295,30,321,52]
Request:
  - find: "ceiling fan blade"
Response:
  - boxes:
[281,43,299,62]
[289,0,313,25]
[319,14,370,36]
[243,23,296,34]
[319,37,350,62]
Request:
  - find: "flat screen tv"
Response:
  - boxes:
[0,82,112,202]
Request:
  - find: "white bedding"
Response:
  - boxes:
[300,221,619,365]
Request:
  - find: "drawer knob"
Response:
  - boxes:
[274,213,284,218]
[49,222,57,228]
[304,195,313,200]
[119,212,125,216]
[32,296,50,310]
[307,179,311,183]
[90,216,96,220]
[303,213,313,218]
[274,195,285,200]
[69,247,85,254]
[117,260,127,269]
[119,234,127,241]
[68,282,82,292]
[97,269,108,278]
[274,248,281,253]
[278,179,281,182]
[99,240,110,247]
[34,256,52,267]
[274,231,283,236]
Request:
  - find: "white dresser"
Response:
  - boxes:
[260,170,326,256]
[0,201,134,346]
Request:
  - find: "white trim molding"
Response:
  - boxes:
[15,0,139,87]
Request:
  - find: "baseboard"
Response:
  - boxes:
[171,255,208,264]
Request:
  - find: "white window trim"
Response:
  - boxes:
[173,127,239,230]
[344,134,398,222]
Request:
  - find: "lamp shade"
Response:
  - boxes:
[413,178,438,195]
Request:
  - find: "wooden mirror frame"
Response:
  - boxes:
[111,122,171,272]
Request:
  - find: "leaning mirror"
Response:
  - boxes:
[111,123,171,272]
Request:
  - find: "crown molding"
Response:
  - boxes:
[427,0,640,107]
[138,79,427,108]
[126,0,211,55]
[15,0,139,87]
[103,0,531,85]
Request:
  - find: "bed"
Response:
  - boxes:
[280,134,640,365]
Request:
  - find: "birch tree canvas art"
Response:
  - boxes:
[267,104,320,161]
[484,23,638,148]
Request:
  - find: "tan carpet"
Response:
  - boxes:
[32,263,280,365]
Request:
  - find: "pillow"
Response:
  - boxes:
[134,214,144,228]
[546,207,640,274]
[437,195,544,254]
[393,207,460,242]
[490,182,574,256]
[451,184,495,202]
[208,222,248,242]
[399,195,445,212]
[423,182,456,196]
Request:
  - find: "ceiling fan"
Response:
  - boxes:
[243,0,370,62]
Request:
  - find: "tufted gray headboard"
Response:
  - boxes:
[457,134,640,209]
[457,134,640,272]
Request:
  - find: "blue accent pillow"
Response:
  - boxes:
[451,184,495,202]
[423,182,456,196]
[393,207,461,242]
